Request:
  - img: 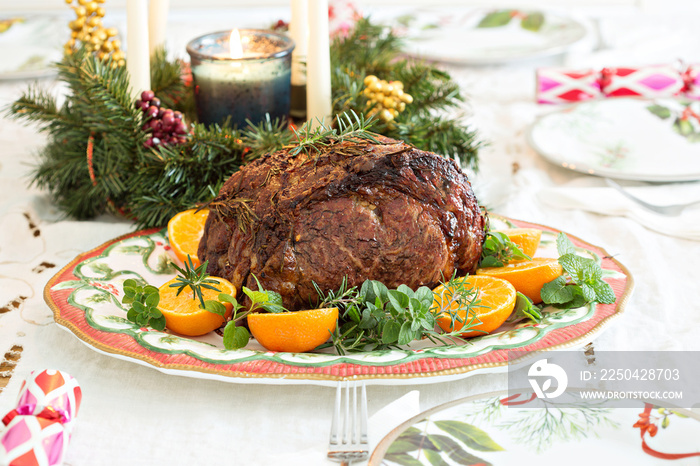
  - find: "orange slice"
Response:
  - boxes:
[157,276,234,336]
[476,258,563,304]
[167,208,209,267]
[494,228,542,258]
[433,275,517,337]
[247,308,339,353]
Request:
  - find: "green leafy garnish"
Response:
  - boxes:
[169,256,222,309]
[541,233,615,309]
[508,292,543,324]
[315,274,481,355]
[122,278,166,330]
[218,274,287,350]
[479,231,531,268]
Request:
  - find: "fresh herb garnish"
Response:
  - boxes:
[122,279,166,330]
[508,292,543,324]
[169,256,222,308]
[203,274,287,350]
[541,233,615,309]
[315,274,481,355]
[479,231,531,268]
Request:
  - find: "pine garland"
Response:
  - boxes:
[6,17,481,229]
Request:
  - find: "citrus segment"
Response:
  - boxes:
[157,276,234,336]
[476,258,563,304]
[247,308,339,353]
[167,208,209,267]
[433,275,517,337]
[494,228,542,258]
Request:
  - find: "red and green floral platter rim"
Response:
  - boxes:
[44,216,634,386]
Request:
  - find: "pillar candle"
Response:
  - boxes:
[149,0,170,57]
[126,0,151,99]
[306,0,332,127]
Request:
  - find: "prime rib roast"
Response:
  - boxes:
[197,136,486,311]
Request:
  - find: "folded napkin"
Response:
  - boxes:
[266,389,420,466]
[537,178,700,241]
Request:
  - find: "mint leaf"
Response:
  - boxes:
[382,321,400,344]
[556,232,576,256]
[594,280,616,304]
[541,275,573,304]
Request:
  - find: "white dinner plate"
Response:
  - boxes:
[0,15,65,80]
[394,8,588,65]
[529,98,700,182]
[370,390,700,465]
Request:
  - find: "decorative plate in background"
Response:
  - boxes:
[45,216,633,386]
[394,8,588,65]
[529,98,700,182]
[369,390,700,465]
[0,15,65,80]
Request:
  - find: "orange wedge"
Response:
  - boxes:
[494,228,542,258]
[433,275,517,337]
[247,308,339,353]
[476,258,563,304]
[167,208,209,267]
[157,276,234,336]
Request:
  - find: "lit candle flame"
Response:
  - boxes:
[229,29,244,59]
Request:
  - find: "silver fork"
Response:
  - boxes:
[604,178,700,216]
[328,380,369,466]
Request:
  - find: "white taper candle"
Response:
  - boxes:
[148,0,170,57]
[306,0,332,127]
[290,0,308,87]
[126,0,151,99]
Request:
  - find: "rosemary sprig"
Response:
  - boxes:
[289,110,380,156]
[169,255,222,308]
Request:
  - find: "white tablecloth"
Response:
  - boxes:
[1,4,700,465]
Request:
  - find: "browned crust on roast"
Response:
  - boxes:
[198,137,486,310]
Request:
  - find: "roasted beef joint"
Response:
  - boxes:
[198,137,486,311]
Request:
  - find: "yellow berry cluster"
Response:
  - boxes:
[362,75,413,122]
[64,0,124,67]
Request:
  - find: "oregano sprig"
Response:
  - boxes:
[122,278,166,330]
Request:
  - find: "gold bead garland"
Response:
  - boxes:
[362,75,413,122]
[64,0,124,67]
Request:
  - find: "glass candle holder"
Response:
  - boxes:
[186,29,294,128]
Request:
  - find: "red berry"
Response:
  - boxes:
[141,90,155,101]
[151,97,161,108]
[173,111,183,120]
[146,105,159,118]
[144,138,154,147]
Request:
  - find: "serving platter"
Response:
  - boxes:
[45,216,633,386]
[394,8,588,65]
[369,390,700,465]
[529,98,700,182]
[0,15,64,80]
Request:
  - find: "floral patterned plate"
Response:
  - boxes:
[44,216,633,386]
[0,15,64,80]
[369,390,700,465]
[393,8,588,65]
[528,98,700,182]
